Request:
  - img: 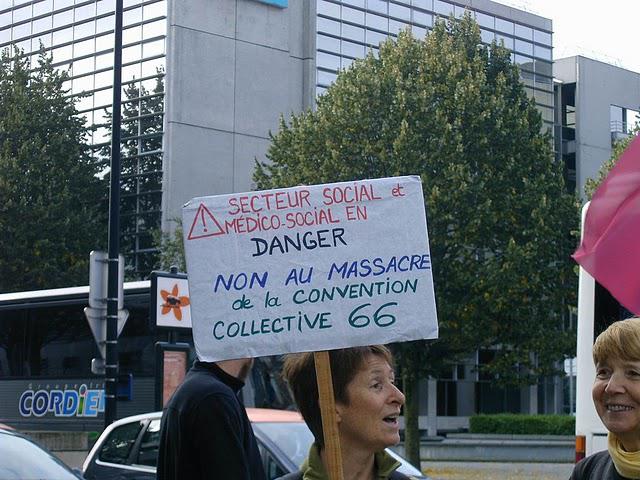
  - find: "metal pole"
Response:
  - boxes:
[105,0,124,428]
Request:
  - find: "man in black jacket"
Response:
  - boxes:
[157,357,267,480]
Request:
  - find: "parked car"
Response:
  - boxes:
[0,425,84,479]
[83,408,428,479]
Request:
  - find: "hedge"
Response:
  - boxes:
[469,414,575,435]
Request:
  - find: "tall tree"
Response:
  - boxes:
[0,48,106,292]
[255,16,577,465]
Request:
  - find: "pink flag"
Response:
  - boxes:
[572,134,640,315]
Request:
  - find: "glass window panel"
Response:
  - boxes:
[365,12,387,31]
[514,54,533,71]
[539,105,553,123]
[122,25,142,45]
[514,23,532,40]
[341,56,355,69]
[534,73,552,88]
[38,32,53,48]
[143,18,165,38]
[52,43,73,63]
[97,0,115,15]
[475,11,493,29]
[317,0,340,18]
[433,0,453,16]
[54,0,74,8]
[495,17,513,34]
[53,9,73,28]
[75,94,93,112]
[94,125,110,144]
[52,26,73,45]
[96,32,114,52]
[0,28,9,45]
[72,55,94,76]
[32,15,52,34]
[94,69,113,88]
[535,44,552,60]
[13,5,32,23]
[317,69,337,86]
[143,38,164,58]
[534,59,552,77]
[411,25,426,39]
[140,57,163,77]
[143,1,166,20]
[389,19,407,35]
[317,51,341,70]
[15,39,31,52]
[123,43,141,63]
[495,33,513,50]
[95,50,112,69]
[389,3,411,21]
[97,15,114,34]
[72,73,94,93]
[342,23,364,42]
[413,10,432,27]
[75,3,95,22]
[454,5,467,18]
[341,39,364,58]
[520,70,534,87]
[343,0,365,7]
[93,87,112,107]
[342,6,364,24]
[366,29,387,47]
[515,38,533,56]
[33,0,54,16]
[62,79,72,92]
[12,22,31,40]
[317,33,340,53]
[124,0,141,7]
[534,89,553,106]
[122,62,141,82]
[480,28,494,44]
[123,6,142,26]
[368,0,387,14]
[74,20,95,39]
[412,0,432,9]
[317,16,340,36]
[533,29,551,45]
[74,37,94,56]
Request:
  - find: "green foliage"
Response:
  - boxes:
[153,218,186,273]
[255,16,577,383]
[0,48,107,292]
[469,414,575,435]
[584,129,639,199]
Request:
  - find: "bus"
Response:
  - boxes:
[574,203,633,461]
[0,281,194,432]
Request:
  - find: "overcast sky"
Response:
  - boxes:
[494,0,640,74]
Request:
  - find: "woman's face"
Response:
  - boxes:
[336,353,405,453]
[593,356,640,450]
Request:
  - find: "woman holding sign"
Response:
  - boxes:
[278,345,411,480]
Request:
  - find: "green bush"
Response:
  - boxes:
[469,414,575,435]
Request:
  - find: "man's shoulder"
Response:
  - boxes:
[573,450,615,479]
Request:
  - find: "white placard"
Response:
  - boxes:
[182,176,438,361]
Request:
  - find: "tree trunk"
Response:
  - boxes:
[402,366,421,469]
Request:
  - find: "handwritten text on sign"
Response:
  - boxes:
[182,176,438,361]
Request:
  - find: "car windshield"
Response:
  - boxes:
[252,421,424,478]
[0,432,78,479]
[252,422,315,468]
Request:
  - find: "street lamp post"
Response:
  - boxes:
[105,0,124,428]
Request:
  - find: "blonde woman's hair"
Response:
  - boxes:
[593,317,640,365]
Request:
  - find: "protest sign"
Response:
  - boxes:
[182,175,438,362]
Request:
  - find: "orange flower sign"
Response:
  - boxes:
[160,284,190,321]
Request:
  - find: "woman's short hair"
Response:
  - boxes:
[282,345,393,449]
[593,317,640,365]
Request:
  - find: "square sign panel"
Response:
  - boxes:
[150,271,192,330]
[183,176,438,362]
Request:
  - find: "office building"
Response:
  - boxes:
[0,0,557,430]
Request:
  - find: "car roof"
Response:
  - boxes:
[246,408,303,423]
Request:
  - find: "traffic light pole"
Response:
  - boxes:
[105,0,124,428]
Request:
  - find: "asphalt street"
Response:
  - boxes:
[422,461,573,480]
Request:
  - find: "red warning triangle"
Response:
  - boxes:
[187,203,226,240]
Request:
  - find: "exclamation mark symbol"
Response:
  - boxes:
[200,207,208,233]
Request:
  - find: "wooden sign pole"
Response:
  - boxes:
[314,351,344,480]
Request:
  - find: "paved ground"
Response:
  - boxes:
[422,461,574,480]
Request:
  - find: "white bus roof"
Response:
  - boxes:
[0,281,150,305]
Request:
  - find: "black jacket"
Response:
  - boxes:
[157,361,266,480]
[570,450,632,480]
